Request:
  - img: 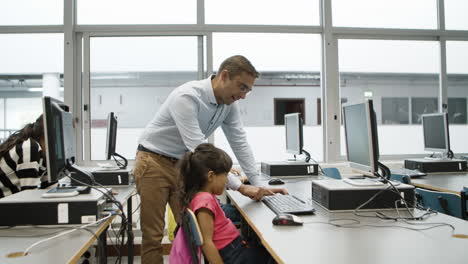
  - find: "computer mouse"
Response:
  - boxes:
[268,178,285,185]
[272,214,303,226]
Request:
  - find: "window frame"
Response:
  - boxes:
[1,0,468,165]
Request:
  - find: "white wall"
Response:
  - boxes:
[88,76,468,162]
[90,78,468,128]
[91,124,468,163]
[91,85,322,127]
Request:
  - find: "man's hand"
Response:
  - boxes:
[238,184,288,201]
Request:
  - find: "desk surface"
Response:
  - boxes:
[0,186,135,264]
[228,176,468,264]
[411,173,467,194]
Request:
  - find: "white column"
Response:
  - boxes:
[321,0,341,162]
[42,73,61,100]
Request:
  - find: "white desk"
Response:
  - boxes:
[228,177,468,264]
[0,185,136,264]
[411,173,467,194]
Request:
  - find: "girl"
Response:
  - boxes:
[0,115,48,198]
[179,143,272,264]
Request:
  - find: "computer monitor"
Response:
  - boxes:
[105,112,117,160]
[284,113,310,162]
[342,100,380,177]
[105,112,127,169]
[42,96,93,196]
[43,96,74,184]
[422,112,450,156]
[285,113,303,155]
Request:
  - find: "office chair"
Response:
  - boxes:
[390,174,411,184]
[182,208,204,264]
[415,188,467,220]
[169,208,204,264]
[322,167,342,180]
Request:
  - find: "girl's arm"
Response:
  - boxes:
[196,208,224,264]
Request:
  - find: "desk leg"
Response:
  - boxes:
[127,195,134,264]
[98,227,108,264]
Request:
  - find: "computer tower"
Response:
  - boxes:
[404,158,467,173]
[311,179,415,211]
[261,161,318,176]
[0,188,110,226]
[71,169,132,186]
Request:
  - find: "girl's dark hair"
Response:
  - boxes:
[0,115,44,159]
[179,143,233,207]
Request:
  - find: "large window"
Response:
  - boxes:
[78,0,196,24]
[445,0,468,30]
[89,36,199,160]
[205,0,319,26]
[382,98,409,124]
[339,39,439,156]
[0,0,63,25]
[0,34,64,74]
[332,0,437,29]
[4,1,465,163]
[447,41,468,154]
[212,33,322,162]
[0,34,64,141]
[411,97,438,124]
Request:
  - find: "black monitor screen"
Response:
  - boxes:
[285,113,303,155]
[43,96,75,184]
[422,113,449,152]
[105,112,117,160]
[343,100,379,174]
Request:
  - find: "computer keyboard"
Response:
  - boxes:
[391,168,427,178]
[262,194,315,215]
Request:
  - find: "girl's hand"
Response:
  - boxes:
[230,168,249,183]
[230,168,241,176]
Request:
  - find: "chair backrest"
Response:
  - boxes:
[182,208,204,263]
[322,167,342,180]
[415,188,463,219]
[390,174,411,184]
[170,208,204,264]
[462,187,468,220]
[183,208,204,246]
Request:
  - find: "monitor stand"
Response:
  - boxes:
[41,185,80,198]
[41,164,94,198]
[112,152,128,169]
[287,156,306,163]
[66,164,95,192]
[345,175,396,186]
[287,149,311,163]
[423,156,450,161]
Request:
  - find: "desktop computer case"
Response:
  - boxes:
[0,189,109,226]
[71,169,132,186]
[261,161,318,176]
[311,179,415,211]
[404,158,467,173]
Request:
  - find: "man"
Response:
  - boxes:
[134,55,286,264]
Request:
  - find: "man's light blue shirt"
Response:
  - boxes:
[138,76,257,190]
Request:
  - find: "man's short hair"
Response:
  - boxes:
[217,55,259,79]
